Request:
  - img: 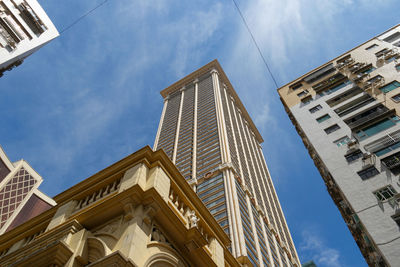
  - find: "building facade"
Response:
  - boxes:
[0,0,58,76]
[0,146,241,267]
[154,60,300,267]
[0,145,55,235]
[278,25,400,266]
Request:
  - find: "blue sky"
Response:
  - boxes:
[1,0,399,266]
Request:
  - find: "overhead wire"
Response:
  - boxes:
[60,0,109,34]
[231,0,280,89]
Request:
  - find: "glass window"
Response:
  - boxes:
[392,93,400,102]
[334,136,350,147]
[290,82,303,91]
[366,44,379,50]
[297,90,309,97]
[319,80,352,96]
[380,81,400,93]
[324,124,340,134]
[375,142,400,157]
[357,166,379,180]
[374,185,397,201]
[355,116,400,140]
[396,64,400,71]
[301,96,313,105]
[345,149,363,163]
[316,114,331,123]
[309,104,322,113]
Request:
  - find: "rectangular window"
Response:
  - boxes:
[326,86,363,107]
[375,142,400,157]
[355,116,400,140]
[334,94,375,117]
[324,124,340,134]
[318,80,352,96]
[301,96,312,105]
[316,114,331,123]
[392,93,400,102]
[309,104,322,113]
[383,32,400,43]
[345,149,363,163]
[366,44,378,50]
[380,81,400,93]
[357,166,379,180]
[290,82,303,91]
[396,64,400,71]
[374,185,397,201]
[297,90,309,97]
[334,136,350,147]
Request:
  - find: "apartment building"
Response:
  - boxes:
[155,60,301,267]
[0,0,58,76]
[278,25,400,266]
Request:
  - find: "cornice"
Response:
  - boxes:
[160,59,264,143]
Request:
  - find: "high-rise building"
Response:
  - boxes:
[154,60,300,267]
[0,145,55,235]
[278,25,400,266]
[0,0,58,76]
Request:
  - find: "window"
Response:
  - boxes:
[309,105,322,113]
[334,94,375,117]
[318,80,352,96]
[355,116,400,140]
[396,64,400,71]
[324,124,340,134]
[394,40,400,48]
[334,136,350,147]
[375,142,400,157]
[365,44,378,51]
[316,114,331,123]
[383,32,400,43]
[393,214,400,227]
[392,93,400,102]
[361,66,376,74]
[380,81,400,93]
[301,96,312,105]
[290,82,303,91]
[374,185,397,201]
[357,166,379,180]
[326,86,363,107]
[345,149,363,163]
[297,90,309,97]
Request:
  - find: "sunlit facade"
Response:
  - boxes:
[278,24,400,266]
[155,60,300,267]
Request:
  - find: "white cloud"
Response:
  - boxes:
[300,229,342,267]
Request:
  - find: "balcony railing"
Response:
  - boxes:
[312,73,347,93]
[381,151,400,170]
[346,108,394,130]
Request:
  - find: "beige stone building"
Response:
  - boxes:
[0,146,242,266]
[278,25,400,266]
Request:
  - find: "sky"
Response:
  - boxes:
[1,0,399,266]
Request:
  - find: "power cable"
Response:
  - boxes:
[60,0,109,34]
[231,0,279,89]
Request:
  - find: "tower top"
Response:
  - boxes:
[160,59,264,143]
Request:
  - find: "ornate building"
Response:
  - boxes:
[0,147,241,266]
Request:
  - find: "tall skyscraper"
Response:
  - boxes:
[154,60,300,267]
[278,25,400,266]
[0,0,58,76]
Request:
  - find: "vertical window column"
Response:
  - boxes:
[172,89,185,163]
[154,98,168,150]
